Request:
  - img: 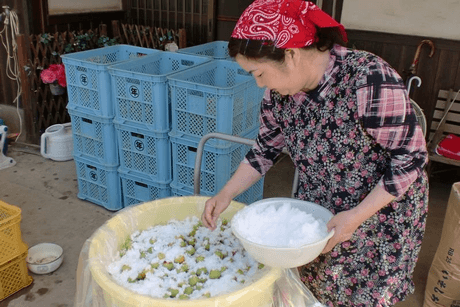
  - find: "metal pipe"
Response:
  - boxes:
[193,132,299,199]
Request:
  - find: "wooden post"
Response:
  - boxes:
[207,0,215,42]
[100,24,107,37]
[112,20,120,40]
[16,34,37,144]
[178,28,187,49]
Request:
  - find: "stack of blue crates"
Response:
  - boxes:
[108,51,211,207]
[167,41,266,204]
[64,42,266,210]
[62,45,161,211]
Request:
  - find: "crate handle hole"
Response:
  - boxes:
[131,132,145,138]
[135,182,148,188]
[181,59,194,66]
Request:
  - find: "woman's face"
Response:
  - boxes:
[235,50,325,96]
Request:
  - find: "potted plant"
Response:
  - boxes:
[40,64,67,95]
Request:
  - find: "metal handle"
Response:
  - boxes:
[193,132,299,198]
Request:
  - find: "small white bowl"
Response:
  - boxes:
[232,198,334,268]
[26,243,63,274]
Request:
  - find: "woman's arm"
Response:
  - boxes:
[201,162,262,230]
[323,57,426,252]
[356,59,428,197]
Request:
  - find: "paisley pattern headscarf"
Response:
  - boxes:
[231,0,347,49]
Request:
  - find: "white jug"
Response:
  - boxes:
[41,123,73,161]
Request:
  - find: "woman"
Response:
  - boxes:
[201,0,429,306]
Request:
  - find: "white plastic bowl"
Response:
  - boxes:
[231,198,335,268]
[26,243,64,274]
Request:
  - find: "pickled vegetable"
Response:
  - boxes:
[110,216,262,300]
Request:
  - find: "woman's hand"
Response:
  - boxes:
[321,210,361,254]
[321,184,396,253]
[201,193,232,230]
[201,162,263,230]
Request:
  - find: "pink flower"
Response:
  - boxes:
[58,75,67,87]
[387,276,398,284]
[40,64,66,87]
[372,292,381,299]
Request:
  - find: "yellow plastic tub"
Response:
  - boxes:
[88,196,282,307]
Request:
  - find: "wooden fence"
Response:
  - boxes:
[18,22,185,144]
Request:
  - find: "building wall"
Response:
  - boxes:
[341,0,460,41]
[47,0,122,15]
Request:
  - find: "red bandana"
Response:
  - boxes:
[231,0,347,49]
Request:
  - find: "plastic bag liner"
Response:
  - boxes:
[274,269,325,307]
[74,195,324,307]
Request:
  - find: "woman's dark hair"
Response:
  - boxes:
[228,27,346,63]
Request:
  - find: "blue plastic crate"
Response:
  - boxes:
[108,52,211,132]
[170,179,264,204]
[169,131,262,196]
[62,45,160,117]
[119,170,171,208]
[115,122,172,183]
[168,60,264,145]
[177,41,232,60]
[68,105,118,166]
[74,156,123,211]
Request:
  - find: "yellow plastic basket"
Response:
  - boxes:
[0,251,33,301]
[88,196,282,307]
[0,201,28,266]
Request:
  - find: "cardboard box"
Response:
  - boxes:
[424,182,460,307]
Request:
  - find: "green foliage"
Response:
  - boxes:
[37,31,119,56]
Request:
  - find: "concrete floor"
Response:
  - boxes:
[0,142,455,307]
